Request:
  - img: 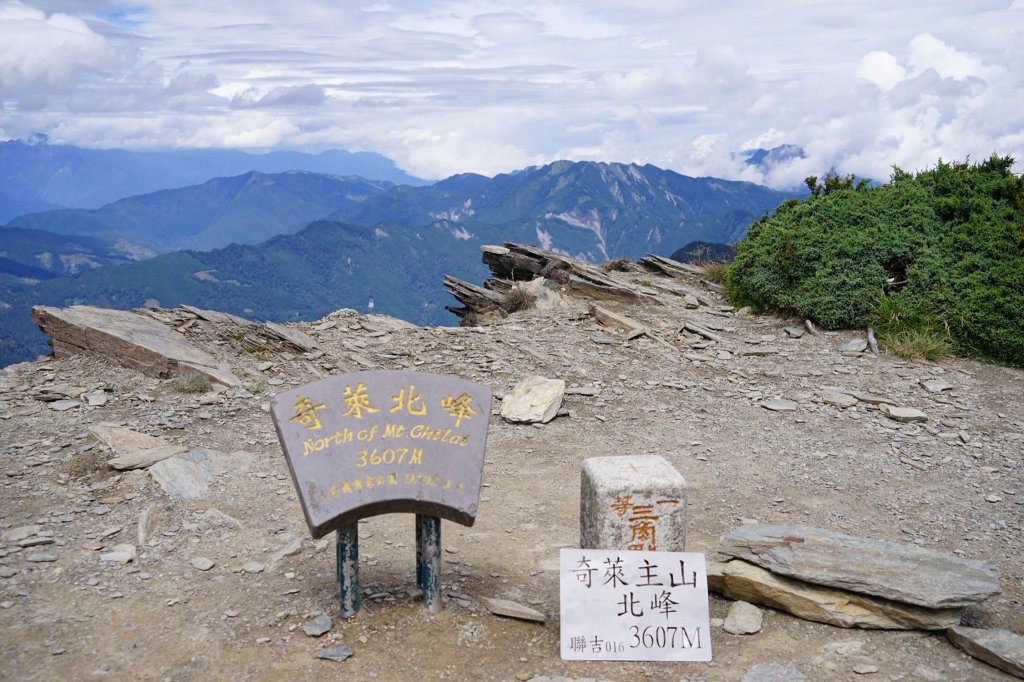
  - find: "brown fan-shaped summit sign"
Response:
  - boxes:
[270,370,491,538]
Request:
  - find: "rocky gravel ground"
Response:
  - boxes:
[1,264,1021,681]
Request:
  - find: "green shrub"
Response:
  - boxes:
[727,155,1024,366]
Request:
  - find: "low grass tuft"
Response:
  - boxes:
[881,329,954,362]
[502,287,537,313]
[170,372,212,394]
[602,258,632,272]
[699,261,727,283]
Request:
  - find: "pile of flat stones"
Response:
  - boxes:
[709,524,1022,677]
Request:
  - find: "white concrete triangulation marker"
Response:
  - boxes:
[580,455,687,552]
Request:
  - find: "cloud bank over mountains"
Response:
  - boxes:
[1,0,1021,187]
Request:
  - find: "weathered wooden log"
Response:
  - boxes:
[867,327,880,356]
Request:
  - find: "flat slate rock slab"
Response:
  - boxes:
[480,597,547,623]
[719,524,1001,609]
[946,625,1024,678]
[708,560,961,630]
[32,305,241,386]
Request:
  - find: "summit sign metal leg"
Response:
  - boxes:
[416,514,442,613]
[336,523,360,618]
[335,516,441,618]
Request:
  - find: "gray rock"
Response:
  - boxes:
[90,424,168,452]
[49,400,80,411]
[784,326,805,338]
[481,597,546,622]
[499,377,565,424]
[17,536,54,547]
[742,661,806,682]
[99,544,135,564]
[589,333,620,345]
[269,534,302,568]
[719,524,1001,609]
[852,664,879,674]
[148,456,215,499]
[708,560,961,630]
[26,552,58,562]
[263,321,318,352]
[590,305,646,332]
[303,614,333,637]
[241,561,265,574]
[947,626,1024,678]
[0,566,19,577]
[883,405,929,423]
[136,504,167,546]
[2,525,43,543]
[315,645,354,662]
[85,391,108,406]
[148,448,253,499]
[31,305,242,387]
[742,346,780,356]
[817,390,859,408]
[838,339,868,353]
[190,557,215,571]
[201,508,243,529]
[107,444,187,471]
[921,378,954,393]
[762,399,798,413]
[724,600,763,634]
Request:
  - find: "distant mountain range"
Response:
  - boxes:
[9,171,394,251]
[0,139,425,221]
[335,160,789,262]
[736,144,806,170]
[0,159,794,367]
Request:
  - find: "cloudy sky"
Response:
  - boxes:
[1,1,1022,186]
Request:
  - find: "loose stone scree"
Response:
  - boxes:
[271,370,491,616]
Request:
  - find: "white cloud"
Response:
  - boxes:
[908,33,992,81]
[857,51,906,91]
[0,1,118,106]
[1,1,1021,186]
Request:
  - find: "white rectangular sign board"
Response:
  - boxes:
[560,549,712,662]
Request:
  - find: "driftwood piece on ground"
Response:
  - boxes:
[867,327,880,356]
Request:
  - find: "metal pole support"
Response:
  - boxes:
[336,522,360,618]
[415,514,442,613]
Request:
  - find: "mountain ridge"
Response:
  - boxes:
[7,171,395,252]
[0,139,426,221]
[336,160,791,262]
